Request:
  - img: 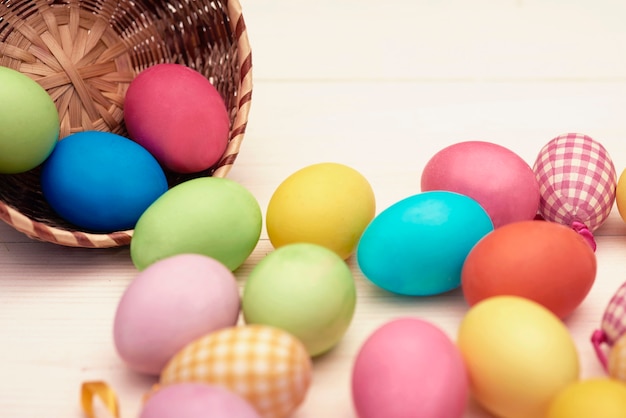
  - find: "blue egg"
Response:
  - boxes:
[41,131,168,232]
[356,191,494,296]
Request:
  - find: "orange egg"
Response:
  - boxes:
[462,220,596,319]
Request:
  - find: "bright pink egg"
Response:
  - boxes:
[352,318,468,418]
[124,63,230,174]
[140,383,260,418]
[421,141,540,228]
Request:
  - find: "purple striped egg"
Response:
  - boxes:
[533,133,616,234]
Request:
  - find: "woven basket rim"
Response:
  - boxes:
[0,0,253,248]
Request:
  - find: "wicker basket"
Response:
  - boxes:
[0,0,252,248]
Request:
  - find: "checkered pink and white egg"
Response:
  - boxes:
[593,280,626,383]
[533,133,617,233]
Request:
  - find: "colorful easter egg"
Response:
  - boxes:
[124,63,230,174]
[140,383,260,418]
[130,177,262,271]
[591,280,626,370]
[0,66,59,174]
[356,191,493,296]
[462,220,597,319]
[113,254,240,375]
[266,162,375,259]
[545,378,626,418]
[421,140,540,228]
[41,131,168,231]
[533,133,617,249]
[242,243,356,357]
[352,318,468,418]
[457,296,580,418]
[160,325,312,418]
[599,281,626,345]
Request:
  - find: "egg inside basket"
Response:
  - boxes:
[0,0,252,247]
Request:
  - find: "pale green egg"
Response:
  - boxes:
[242,243,357,357]
[130,177,262,271]
[0,67,59,173]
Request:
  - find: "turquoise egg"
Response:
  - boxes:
[356,191,493,296]
[41,131,168,232]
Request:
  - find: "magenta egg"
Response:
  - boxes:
[140,383,260,418]
[352,318,468,418]
[113,254,240,375]
[421,141,540,228]
[533,133,616,233]
[124,63,230,174]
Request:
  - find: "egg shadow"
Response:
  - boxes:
[352,267,470,310]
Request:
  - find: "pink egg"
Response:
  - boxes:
[124,63,230,174]
[421,141,540,228]
[113,254,240,375]
[352,318,468,418]
[140,383,260,418]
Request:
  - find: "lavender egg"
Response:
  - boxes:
[421,141,539,228]
[113,254,241,375]
[533,133,616,233]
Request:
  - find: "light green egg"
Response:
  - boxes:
[131,177,262,271]
[0,67,59,173]
[242,243,357,357]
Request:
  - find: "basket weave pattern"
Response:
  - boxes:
[0,0,252,247]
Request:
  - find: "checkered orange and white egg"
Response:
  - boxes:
[533,133,617,232]
[159,324,313,418]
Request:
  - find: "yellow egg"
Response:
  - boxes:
[457,296,579,418]
[160,325,312,418]
[616,168,626,223]
[546,378,626,418]
[609,333,626,382]
[266,162,375,259]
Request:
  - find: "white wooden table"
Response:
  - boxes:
[3,1,626,416]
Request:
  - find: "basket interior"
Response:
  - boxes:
[0,0,244,233]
